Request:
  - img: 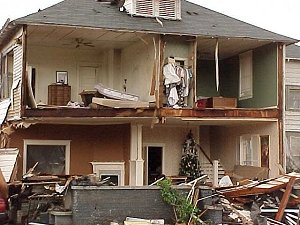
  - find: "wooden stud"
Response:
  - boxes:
[275,176,296,222]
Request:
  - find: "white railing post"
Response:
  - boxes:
[213,160,219,187]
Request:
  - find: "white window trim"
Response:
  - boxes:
[239,51,253,100]
[23,139,71,175]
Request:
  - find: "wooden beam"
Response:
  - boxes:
[277,43,284,167]
[23,107,280,119]
[275,176,296,222]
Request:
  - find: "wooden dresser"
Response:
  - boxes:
[48,84,71,106]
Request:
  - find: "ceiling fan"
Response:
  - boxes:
[63,38,95,48]
[75,38,95,48]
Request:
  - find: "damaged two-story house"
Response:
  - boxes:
[0,0,297,185]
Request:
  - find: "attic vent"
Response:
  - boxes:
[136,0,154,15]
[124,0,181,20]
[158,0,176,18]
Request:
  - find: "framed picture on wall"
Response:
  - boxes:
[56,71,68,84]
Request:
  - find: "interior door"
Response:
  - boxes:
[79,66,97,92]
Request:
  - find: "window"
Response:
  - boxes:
[0,51,14,99]
[23,140,70,175]
[286,86,300,110]
[286,133,300,172]
[239,134,260,166]
[239,51,253,100]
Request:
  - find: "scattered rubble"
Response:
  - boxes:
[2,161,300,225]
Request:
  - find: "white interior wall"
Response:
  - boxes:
[27,46,103,103]
[121,35,156,101]
[209,122,279,178]
[143,126,198,176]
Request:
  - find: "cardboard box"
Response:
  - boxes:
[206,97,237,108]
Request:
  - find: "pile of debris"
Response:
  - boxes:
[8,168,72,224]
[194,172,300,225]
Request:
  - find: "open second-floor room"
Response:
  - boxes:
[0,0,297,121]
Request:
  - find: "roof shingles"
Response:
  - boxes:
[14,0,297,43]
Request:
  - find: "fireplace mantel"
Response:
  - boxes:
[90,161,125,186]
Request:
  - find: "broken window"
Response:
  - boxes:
[24,140,70,175]
[239,51,253,100]
[286,85,300,110]
[239,134,260,166]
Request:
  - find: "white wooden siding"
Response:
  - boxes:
[0,148,19,182]
[285,60,300,131]
[7,45,23,121]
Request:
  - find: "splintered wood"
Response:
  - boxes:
[218,172,300,225]
[220,173,300,198]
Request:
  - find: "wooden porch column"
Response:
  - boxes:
[129,124,144,186]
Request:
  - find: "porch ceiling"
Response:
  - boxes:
[197,37,273,60]
[27,25,143,50]
[26,25,274,57]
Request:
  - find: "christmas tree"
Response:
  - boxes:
[179,131,201,181]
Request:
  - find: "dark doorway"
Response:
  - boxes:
[147,146,163,184]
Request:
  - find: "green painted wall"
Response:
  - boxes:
[196,44,278,108]
[239,44,278,108]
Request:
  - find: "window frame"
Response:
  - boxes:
[23,139,71,175]
[239,134,260,167]
[286,132,300,172]
[239,51,253,100]
[286,85,300,111]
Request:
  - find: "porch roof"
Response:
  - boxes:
[11,0,297,44]
[286,44,300,59]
